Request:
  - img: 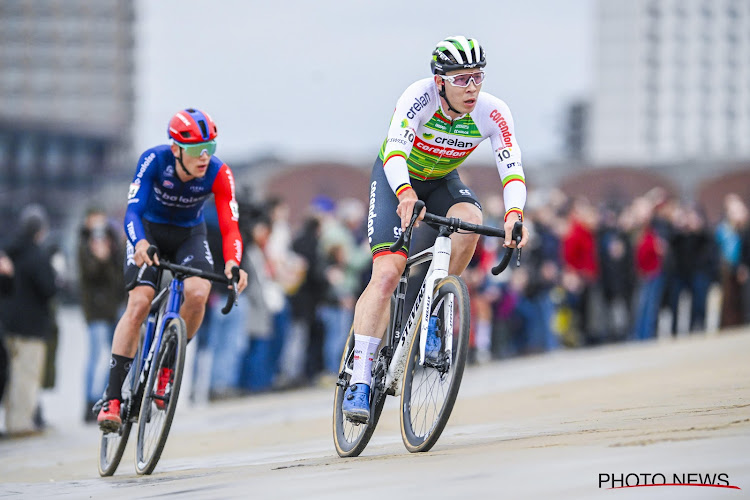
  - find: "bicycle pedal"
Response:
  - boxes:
[345,414,369,425]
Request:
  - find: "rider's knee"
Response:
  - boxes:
[125,289,153,320]
[183,279,210,306]
[461,211,483,226]
[447,203,483,226]
[370,257,404,295]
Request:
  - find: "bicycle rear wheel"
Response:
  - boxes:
[135,317,187,475]
[400,275,470,453]
[332,327,387,458]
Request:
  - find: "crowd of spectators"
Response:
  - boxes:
[0,205,63,437]
[476,187,740,356]
[192,193,372,399]
[189,186,750,398]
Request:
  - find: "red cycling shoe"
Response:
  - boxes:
[155,367,173,410]
[97,399,122,433]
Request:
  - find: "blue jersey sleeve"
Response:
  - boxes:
[124,149,159,246]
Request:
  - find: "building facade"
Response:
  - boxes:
[588,0,749,167]
[0,0,135,236]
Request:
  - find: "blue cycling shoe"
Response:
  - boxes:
[424,316,442,363]
[342,383,370,423]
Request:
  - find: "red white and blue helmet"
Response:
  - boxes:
[167,108,218,144]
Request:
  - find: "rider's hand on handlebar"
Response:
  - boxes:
[396,188,425,231]
[225,260,248,294]
[134,239,158,267]
[502,218,530,249]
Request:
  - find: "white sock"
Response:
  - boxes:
[350,334,381,387]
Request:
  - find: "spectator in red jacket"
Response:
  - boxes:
[562,199,599,281]
[631,197,666,340]
[561,197,601,344]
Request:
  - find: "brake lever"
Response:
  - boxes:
[389,200,425,253]
[126,245,159,289]
[231,266,240,304]
[515,237,523,267]
[221,266,241,315]
[147,245,159,263]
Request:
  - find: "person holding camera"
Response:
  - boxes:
[77,207,125,422]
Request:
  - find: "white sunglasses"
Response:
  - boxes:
[440,71,486,87]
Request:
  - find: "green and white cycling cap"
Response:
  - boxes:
[431,36,486,75]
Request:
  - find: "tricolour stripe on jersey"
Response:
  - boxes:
[502,174,526,188]
[395,184,412,196]
[504,208,524,222]
[383,151,407,165]
[371,242,408,259]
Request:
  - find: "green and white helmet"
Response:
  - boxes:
[431,36,486,75]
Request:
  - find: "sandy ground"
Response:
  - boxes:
[0,307,748,499]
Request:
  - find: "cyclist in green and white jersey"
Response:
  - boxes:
[343,35,530,422]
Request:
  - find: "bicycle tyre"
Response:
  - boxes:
[332,327,387,458]
[97,322,147,477]
[400,275,470,453]
[135,316,187,475]
[98,419,133,476]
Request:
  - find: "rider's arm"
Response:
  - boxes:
[476,96,526,223]
[124,149,159,248]
[211,163,243,266]
[379,80,434,197]
[474,95,528,248]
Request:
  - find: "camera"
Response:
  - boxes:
[91,225,107,241]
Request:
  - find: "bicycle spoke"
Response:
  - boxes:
[333,328,388,457]
[98,417,132,476]
[409,358,451,437]
[136,318,186,475]
[401,276,470,453]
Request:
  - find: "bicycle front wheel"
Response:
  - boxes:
[332,327,387,458]
[98,325,145,477]
[135,317,187,475]
[98,418,133,477]
[400,275,470,453]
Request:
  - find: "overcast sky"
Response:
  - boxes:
[134,0,594,167]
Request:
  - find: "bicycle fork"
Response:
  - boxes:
[385,233,452,396]
[138,281,183,388]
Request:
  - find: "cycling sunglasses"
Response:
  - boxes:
[175,139,217,158]
[441,71,486,88]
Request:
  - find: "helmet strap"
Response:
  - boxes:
[438,80,461,115]
[176,147,193,178]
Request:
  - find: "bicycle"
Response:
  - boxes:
[333,200,523,456]
[97,245,239,476]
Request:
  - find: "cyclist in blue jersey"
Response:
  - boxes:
[97,108,248,430]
